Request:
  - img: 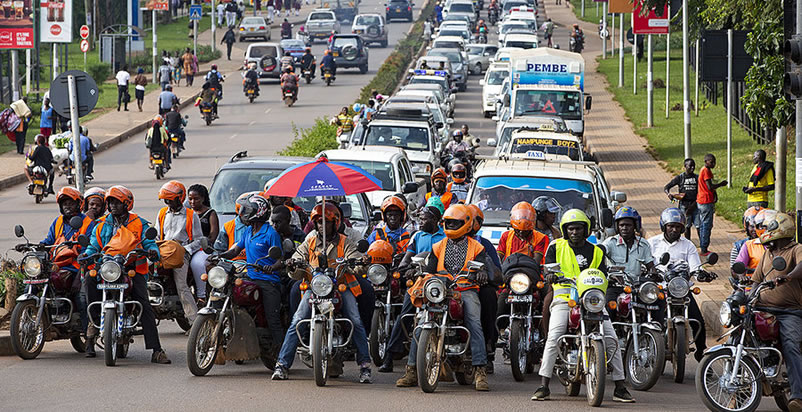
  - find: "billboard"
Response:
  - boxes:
[0,0,34,49]
[633,1,670,35]
[145,0,169,10]
[40,0,72,43]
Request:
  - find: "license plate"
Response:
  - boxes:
[33,179,44,185]
[152,159,163,164]
[285,93,293,97]
[23,278,48,285]
[249,27,254,31]
[507,295,533,303]
[203,109,211,113]
[97,283,128,290]
[333,52,339,56]
[396,8,401,11]
[32,186,43,195]
[355,29,362,33]
[632,301,659,311]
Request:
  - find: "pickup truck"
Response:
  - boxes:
[304,9,341,42]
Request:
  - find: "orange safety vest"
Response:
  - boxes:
[308,234,362,297]
[375,226,410,254]
[93,213,148,274]
[503,229,547,263]
[745,238,764,271]
[53,215,93,270]
[157,207,195,242]
[224,219,247,260]
[431,237,484,291]
[425,191,453,209]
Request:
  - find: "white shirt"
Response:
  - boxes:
[115,70,130,86]
[160,207,205,255]
[647,234,702,271]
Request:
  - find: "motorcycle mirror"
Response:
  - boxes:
[772,256,787,272]
[544,262,561,273]
[14,224,24,238]
[600,208,613,228]
[371,210,383,222]
[199,237,209,251]
[69,215,84,230]
[184,115,189,119]
[705,252,718,266]
[356,239,369,253]
[731,262,746,275]
[144,227,158,240]
[659,253,670,265]
[339,202,353,219]
[585,95,593,111]
[77,234,90,248]
[268,246,282,260]
[282,238,296,255]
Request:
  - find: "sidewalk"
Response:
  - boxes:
[0,10,311,191]
[544,1,736,334]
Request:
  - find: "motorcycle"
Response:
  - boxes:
[366,255,406,366]
[608,265,666,391]
[148,266,194,332]
[48,132,71,177]
[243,77,259,103]
[488,7,498,25]
[168,118,188,159]
[303,68,313,84]
[547,263,616,407]
[477,31,488,44]
[282,85,297,107]
[696,258,795,412]
[281,24,294,40]
[27,166,50,204]
[414,259,485,393]
[9,220,88,359]
[323,67,335,86]
[83,227,159,367]
[570,35,585,53]
[65,158,93,186]
[186,241,292,376]
[149,149,167,180]
[200,101,215,126]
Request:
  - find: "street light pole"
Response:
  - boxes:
[647,34,653,127]
[682,0,691,158]
[152,9,158,84]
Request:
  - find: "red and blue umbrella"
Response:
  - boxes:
[264,157,382,198]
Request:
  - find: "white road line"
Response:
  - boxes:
[265,108,272,114]
[229,134,238,139]
[249,120,255,125]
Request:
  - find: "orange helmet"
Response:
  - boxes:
[443,204,472,239]
[158,180,187,203]
[451,163,467,184]
[152,115,163,126]
[510,201,536,231]
[743,206,762,229]
[431,167,447,183]
[57,187,84,209]
[106,185,134,211]
[311,202,342,231]
[467,204,483,231]
[367,240,394,264]
[381,195,406,217]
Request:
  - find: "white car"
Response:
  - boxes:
[503,128,587,161]
[397,89,452,124]
[479,63,509,117]
[502,33,538,49]
[506,10,538,29]
[402,82,455,117]
[492,47,522,63]
[443,0,476,24]
[430,35,466,53]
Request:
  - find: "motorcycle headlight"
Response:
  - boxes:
[668,277,690,298]
[207,266,228,289]
[367,264,388,285]
[582,289,606,313]
[638,282,659,304]
[100,261,122,283]
[311,274,334,296]
[424,278,446,303]
[21,255,42,278]
[508,273,530,294]
[719,301,732,328]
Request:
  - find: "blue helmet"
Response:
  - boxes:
[659,207,686,232]
[614,206,641,231]
[352,103,363,113]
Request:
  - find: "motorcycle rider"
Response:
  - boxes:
[299,47,316,78]
[320,49,337,79]
[647,207,708,361]
[66,123,94,180]
[532,196,562,241]
[198,81,219,118]
[217,193,285,352]
[24,134,54,195]
[368,195,411,254]
[272,202,373,383]
[461,124,480,150]
[280,18,292,39]
[41,187,95,248]
[164,105,187,151]
[447,163,470,202]
[497,201,548,263]
[205,64,224,100]
[83,187,106,221]
[445,129,472,158]
[156,180,202,326]
[419,168,454,209]
[749,211,802,411]
[280,66,299,100]
[532,209,634,402]
[145,115,171,170]
[732,206,763,276]
[475,19,488,39]
[570,23,585,52]
[83,186,172,364]
[280,51,295,72]
[243,62,261,97]
[79,187,105,356]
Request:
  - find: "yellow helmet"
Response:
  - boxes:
[560,209,591,237]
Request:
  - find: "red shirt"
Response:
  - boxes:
[697,166,715,204]
[497,230,548,263]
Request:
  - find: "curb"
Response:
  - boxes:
[0,330,12,356]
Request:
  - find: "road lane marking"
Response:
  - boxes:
[249,121,255,125]
[265,108,272,114]
[229,134,237,139]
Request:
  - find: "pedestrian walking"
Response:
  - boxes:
[237,0,245,20]
[173,54,183,86]
[556,0,560,5]
[39,97,54,140]
[283,0,291,16]
[274,0,283,17]
[743,149,775,209]
[115,65,131,111]
[423,19,432,37]
[10,97,31,154]
[217,2,226,26]
[222,26,236,60]
[293,0,300,16]
[225,1,237,27]
[697,153,727,256]
[664,158,699,241]
[255,0,262,14]
[182,48,196,86]
[267,0,275,21]
[540,18,554,47]
[134,67,148,112]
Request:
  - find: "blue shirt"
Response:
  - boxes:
[41,213,94,245]
[409,227,446,255]
[321,55,336,68]
[236,222,283,283]
[67,134,91,162]
[159,91,178,110]
[40,106,53,128]
[367,225,408,244]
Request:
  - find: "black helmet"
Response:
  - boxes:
[532,196,561,221]
[285,51,291,56]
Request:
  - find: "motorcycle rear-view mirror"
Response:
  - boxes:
[659,252,670,266]
[69,216,84,230]
[705,252,718,266]
[282,238,296,255]
[772,256,787,272]
[14,224,24,238]
[544,262,561,273]
[371,210,383,222]
[199,237,213,254]
[356,239,369,253]
[268,246,282,261]
[731,262,746,275]
[144,227,158,240]
[600,208,613,228]
[340,202,353,219]
[77,234,90,248]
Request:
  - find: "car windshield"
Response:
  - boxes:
[429,105,444,123]
[440,30,469,38]
[210,168,284,214]
[505,40,537,49]
[471,176,595,226]
[443,15,469,22]
[514,90,582,120]
[467,46,484,55]
[365,125,430,151]
[433,41,462,50]
[248,46,277,58]
[281,39,305,49]
[333,160,395,190]
[449,3,473,12]
[309,12,333,20]
[409,76,448,90]
[501,24,527,34]
[486,69,509,85]
[333,37,359,48]
[355,15,381,25]
[428,50,461,64]
[503,1,527,11]
[242,17,265,25]
[509,137,580,160]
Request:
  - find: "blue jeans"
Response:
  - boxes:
[778,313,802,400]
[406,289,487,367]
[277,289,371,368]
[697,202,715,251]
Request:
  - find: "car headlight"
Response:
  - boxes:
[368,264,388,285]
[424,278,446,303]
[311,274,334,296]
[668,277,690,298]
[207,266,228,289]
[638,282,659,304]
[21,255,42,278]
[719,301,732,327]
[582,289,606,313]
[508,273,530,294]
[100,261,122,283]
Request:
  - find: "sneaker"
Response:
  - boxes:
[359,366,372,383]
[486,360,494,375]
[700,250,711,257]
[378,354,394,373]
[613,386,635,403]
[531,385,550,401]
[272,364,288,380]
[151,350,172,364]
[787,399,802,412]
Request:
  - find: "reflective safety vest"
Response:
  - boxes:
[375,226,410,254]
[93,213,149,274]
[53,215,94,270]
[157,207,195,242]
[552,238,603,302]
[337,114,353,132]
[223,219,247,261]
[431,237,484,291]
[425,191,453,209]
[745,238,764,272]
[308,235,362,297]
[502,229,547,263]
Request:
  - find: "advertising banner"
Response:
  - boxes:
[633,1,670,35]
[41,0,72,43]
[145,0,169,10]
[0,0,33,49]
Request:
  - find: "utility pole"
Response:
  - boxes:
[682,0,692,159]
[726,29,733,188]
[665,19,670,119]
[10,50,18,101]
[633,33,638,95]
[618,12,624,87]
[695,39,700,116]
[212,0,217,52]
[647,34,653,127]
[602,2,607,59]
[581,0,585,18]
[794,0,801,217]
[153,9,158,84]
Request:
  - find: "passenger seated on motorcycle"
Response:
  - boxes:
[733,206,765,277]
[397,204,493,391]
[83,187,107,221]
[164,105,187,150]
[280,51,295,73]
[533,209,634,403]
[475,19,488,35]
[419,168,454,209]
[497,201,548,263]
[156,180,202,325]
[749,212,802,411]
[280,67,299,98]
[205,64,224,98]
[532,196,563,241]
[243,62,261,96]
[24,134,54,194]
[83,186,171,364]
[647,207,709,361]
[447,163,470,202]
[66,123,94,180]
[272,202,373,384]
[217,193,286,351]
[145,115,171,170]
[300,48,316,78]
[381,204,446,373]
[368,195,411,255]
[445,130,472,157]
[461,124,480,150]
[320,49,337,78]
[198,82,219,118]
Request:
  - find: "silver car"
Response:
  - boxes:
[351,14,388,47]
[466,44,498,74]
[238,16,270,42]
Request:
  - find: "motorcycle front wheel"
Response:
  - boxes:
[187,314,220,376]
[313,321,329,387]
[369,307,386,366]
[10,300,45,359]
[585,339,606,407]
[103,307,118,366]
[509,318,528,382]
[673,323,687,383]
[417,328,441,393]
[696,350,762,412]
[625,328,665,391]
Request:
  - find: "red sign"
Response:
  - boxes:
[633,2,669,35]
[79,24,89,39]
[80,39,89,52]
[50,24,61,35]
[0,0,34,49]
[145,0,169,10]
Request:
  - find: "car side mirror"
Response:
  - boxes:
[585,95,592,111]
[77,234,90,248]
[503,94,510,106]
[659,252,670,266]
[731,262,746,275]
[446,118,454,124]
[372,210,383,222]
[772,256,787,272]
[69,216,84,230]
[491,115,499,121]
[486,138,497,147]
[436,122,444,129]
[483,52,490,56]
[601,208,613,229]
[144,227,158,240]
[706,252,719,266]
[612,191,627,203]
[402,181,418,194]
[340,202,353,219]
[356,239,369,253]
[268,246,282,260]
[14,224,23,238]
